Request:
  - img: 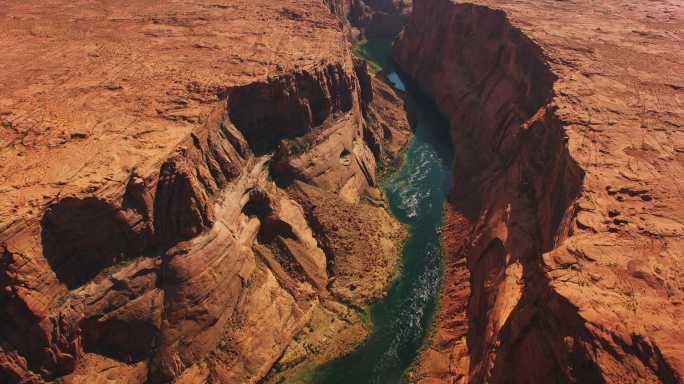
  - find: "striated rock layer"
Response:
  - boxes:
[394,0,684,383]
[0,1,411,383]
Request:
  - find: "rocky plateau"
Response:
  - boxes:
[0,1,410,383]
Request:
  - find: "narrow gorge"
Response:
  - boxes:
[1,0,683,384]
[393,0,684,383]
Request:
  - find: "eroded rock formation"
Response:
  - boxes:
[394,0,684,383]
[0,1,411,383]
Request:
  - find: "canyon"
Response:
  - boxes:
[1,0,684,383]
[394,0,684,383]
[0,1,410,383]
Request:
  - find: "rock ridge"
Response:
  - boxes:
[0,1,412,383]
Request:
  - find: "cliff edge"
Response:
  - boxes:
[0,1,410,383]
[394,0,684,382]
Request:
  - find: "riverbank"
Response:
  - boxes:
[316,70,452,384]
[262,42,414,384]
[269,38,454,384]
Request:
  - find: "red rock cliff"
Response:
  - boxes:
[395,0,684,382]
[0,1,410,383]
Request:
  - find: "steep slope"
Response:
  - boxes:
[394,0,684,383]
[0,1,411,383]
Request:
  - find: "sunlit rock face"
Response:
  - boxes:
[0,1,412,383]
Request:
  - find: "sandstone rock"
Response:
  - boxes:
[394,0,684,382]
[0,1,412,382]
[262,72,412,381]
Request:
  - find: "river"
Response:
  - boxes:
[312,39,454,383]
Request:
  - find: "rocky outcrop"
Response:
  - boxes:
[227,63,355,155]
[395,0,684,383]
[261,71,412,383]
[152,163,321,383]
[361,74,412,170]
[0,1,412,383]
[289,180,406,307]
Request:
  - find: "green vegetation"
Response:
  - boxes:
[358,305,373,330]
[291,368,318,384]
[352,38,395,74]
[378,138,412,183]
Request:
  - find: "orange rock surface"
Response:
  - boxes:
[394,0,684,382]
[0,1,410,383]
[0,0,345,231]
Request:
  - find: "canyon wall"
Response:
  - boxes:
[0,1,410,383]
[325,0,412,40]
[394,0,684,383]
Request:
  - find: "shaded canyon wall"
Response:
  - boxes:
[325,0,412,40]
[394,0,684,383]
